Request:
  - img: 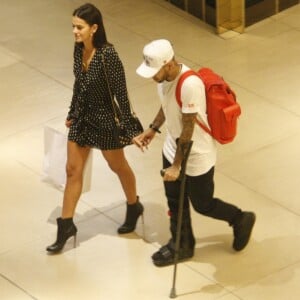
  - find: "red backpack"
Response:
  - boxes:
[176,68,241,144]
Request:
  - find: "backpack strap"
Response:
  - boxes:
[175,70,212,136]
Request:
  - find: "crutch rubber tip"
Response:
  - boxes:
[169,287,177,298]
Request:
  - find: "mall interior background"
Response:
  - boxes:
[0,0,300,299]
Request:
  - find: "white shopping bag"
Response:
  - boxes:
[42,126,92,193]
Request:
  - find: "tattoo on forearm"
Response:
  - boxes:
[152,106,165,129]
[173,113,197,167]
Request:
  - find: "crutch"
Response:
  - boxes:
[161,140,193,298]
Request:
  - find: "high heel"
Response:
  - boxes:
[118,197,144,234]
[46,217,77,253]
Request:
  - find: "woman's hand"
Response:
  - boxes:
[132,128,156,152]
[65,119,72,128]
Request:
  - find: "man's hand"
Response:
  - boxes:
[161,165,180,181]
[132,128,156,152]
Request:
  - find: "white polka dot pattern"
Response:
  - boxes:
[67,43,134,150]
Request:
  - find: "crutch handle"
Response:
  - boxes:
[179,141,193,175]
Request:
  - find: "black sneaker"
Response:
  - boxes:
[233,212,256,251]
[151,240,194,267]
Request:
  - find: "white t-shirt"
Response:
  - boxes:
[158,64,217,176]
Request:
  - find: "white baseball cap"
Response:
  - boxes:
[136,39,174,78]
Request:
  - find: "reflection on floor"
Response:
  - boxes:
[0,1,300,299]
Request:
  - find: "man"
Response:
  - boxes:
[134,39,255,267]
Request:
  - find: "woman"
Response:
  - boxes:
[46,3,143,253]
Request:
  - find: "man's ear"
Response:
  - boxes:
[167,60,175,70]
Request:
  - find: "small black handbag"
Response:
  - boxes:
[113,113,144,146]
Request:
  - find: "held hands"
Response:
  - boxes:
[132,128,156,152]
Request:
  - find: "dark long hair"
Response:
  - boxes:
[73,3,108,48]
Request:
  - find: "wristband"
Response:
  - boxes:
[149,123,161,134]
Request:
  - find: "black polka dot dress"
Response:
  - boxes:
[67,43,136,150]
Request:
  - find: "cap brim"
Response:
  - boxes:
[136,62,159,79]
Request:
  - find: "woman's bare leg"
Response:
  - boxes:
[102,148,143,234]
[46,141,90,253]
[62,141,91,218]
[101,148,137,204]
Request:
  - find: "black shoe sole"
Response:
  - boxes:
[153,254,194,267]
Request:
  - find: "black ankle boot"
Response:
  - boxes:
[46,217,77,253]
[118,198,144,234]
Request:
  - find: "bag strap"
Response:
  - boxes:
[101,51,136,126]
[175,70,212,136]
[101,53,120,125]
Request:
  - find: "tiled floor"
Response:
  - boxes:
[1,0,300,299]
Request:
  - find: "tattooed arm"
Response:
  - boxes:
[163,112,196,181]
[149,106,165,132]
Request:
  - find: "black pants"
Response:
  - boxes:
[163,155,242,247]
